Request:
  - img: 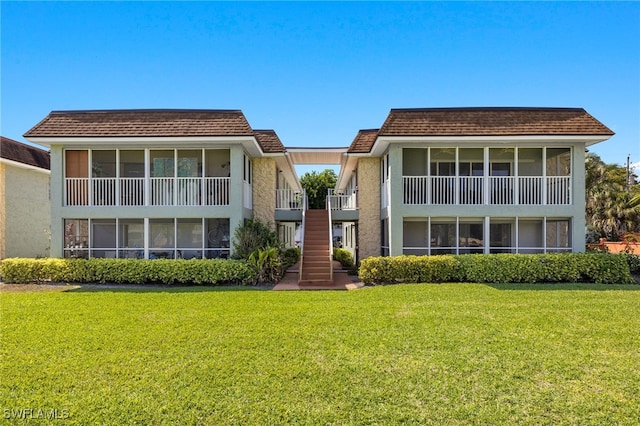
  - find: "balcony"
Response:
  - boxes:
[65,177,230,207]
[402,176,571,205]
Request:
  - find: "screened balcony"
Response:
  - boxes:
[402,147,572,206]
[64,148,232,207]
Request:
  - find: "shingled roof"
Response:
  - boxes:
[1,136,50,170]
[347,129,379,153]
[254,130,286,153]
[379,107,615,137]
[24,109,254,138]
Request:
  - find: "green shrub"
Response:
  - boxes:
[358,253,635,285]
[359,255,461,285]
[333,248,354,268]
[247,247,283,285]
[282,247,300,269]
[621,253,640,274]
[232,219,279,260]
[0,258,254,285]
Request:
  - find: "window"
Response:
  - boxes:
[64,219,89,258]
[430,221,456,255]
[149,219,175,259]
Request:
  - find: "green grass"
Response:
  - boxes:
[2,284,640,425]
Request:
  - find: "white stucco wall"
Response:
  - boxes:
[2,163,50,258]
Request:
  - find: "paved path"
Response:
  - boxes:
[273,261,364,291]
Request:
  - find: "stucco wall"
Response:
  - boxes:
[2,163,50,258]
[252,158,276,227]
[0,163,6,259]
[357,157,381,259]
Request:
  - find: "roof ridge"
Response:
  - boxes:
[49,109,244,114]
[389,107,586,113]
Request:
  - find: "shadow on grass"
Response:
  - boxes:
[66,284,273,293]
[486,283,640,291]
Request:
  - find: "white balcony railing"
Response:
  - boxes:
[65,177,230,207]
[402,176,571,205]
[328,189,357,210]
[276,189,303,210]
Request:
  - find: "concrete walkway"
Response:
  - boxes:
[273,261,364,291]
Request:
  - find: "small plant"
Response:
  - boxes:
[247,247,283,285]
[281,247,300,269]
[333,248,354,268]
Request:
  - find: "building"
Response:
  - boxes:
[23,110,300,260]
[24,107,613,271]
[0,136,51,259]
[334,107,614,257]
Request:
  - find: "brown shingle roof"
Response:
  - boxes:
[1,136,50,170]
[24,109,254,138]
[379,107,614,137]
[254,130,286,153]
[347,129,379,153]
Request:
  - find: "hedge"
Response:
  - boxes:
[359,253,635,285]
[0,258,254,285]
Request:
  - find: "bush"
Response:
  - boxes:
[0,258,254,285]
[247,247,283,285]
[621,253,640,274]
[358,253,635,285]
[281,247,300,270]
[333,248,354,268]
[359,255,461,285]
[232,219,279,260]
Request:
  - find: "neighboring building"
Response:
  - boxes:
[24,110,300,259]
[0,136,51,259]
[24,107,614,264]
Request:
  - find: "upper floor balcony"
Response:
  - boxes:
[402,175,571,205]
[65,176,230,207]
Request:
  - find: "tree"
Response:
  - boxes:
[299,169,337,209]
[585,153,640,241]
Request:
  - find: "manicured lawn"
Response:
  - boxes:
[2,284,640,424]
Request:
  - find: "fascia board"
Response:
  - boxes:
[24,136,263,154]
[373,135,611,152]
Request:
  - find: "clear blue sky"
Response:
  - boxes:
[2,1,639,173]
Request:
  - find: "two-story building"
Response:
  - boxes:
[0,136,51,259]
[24,107,614,277]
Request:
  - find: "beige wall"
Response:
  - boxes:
[357,157,381,260]
[1,163,50,258]
[252,158,277,227]
[0,163,5,259]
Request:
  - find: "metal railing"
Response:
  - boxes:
[65,177,230,207]
[327,189,357,210]
[298,191,308,283]
[326,191,334,282]
[402,176,571,205]
[276,189,303,210]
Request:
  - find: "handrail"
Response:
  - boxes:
[326,190,334,282]
[298,190,307,283]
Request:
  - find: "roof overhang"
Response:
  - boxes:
[265,152,302,192]
[285,147,348,165]
[24,136,264,157]
[370,134,613,156]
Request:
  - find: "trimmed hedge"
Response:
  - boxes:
[333,248,355,268]
[359,253,636,285]
[0,258,254,285]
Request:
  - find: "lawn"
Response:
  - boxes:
[1,284,639,425]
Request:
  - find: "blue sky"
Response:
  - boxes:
[2,1,639,174]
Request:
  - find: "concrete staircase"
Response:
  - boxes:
[299,209,333,286]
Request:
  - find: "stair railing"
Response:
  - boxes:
[298,190,307,282]
[326,190,334,281]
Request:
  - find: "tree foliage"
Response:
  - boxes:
[299,169,337,209]
[585,153,640,241]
